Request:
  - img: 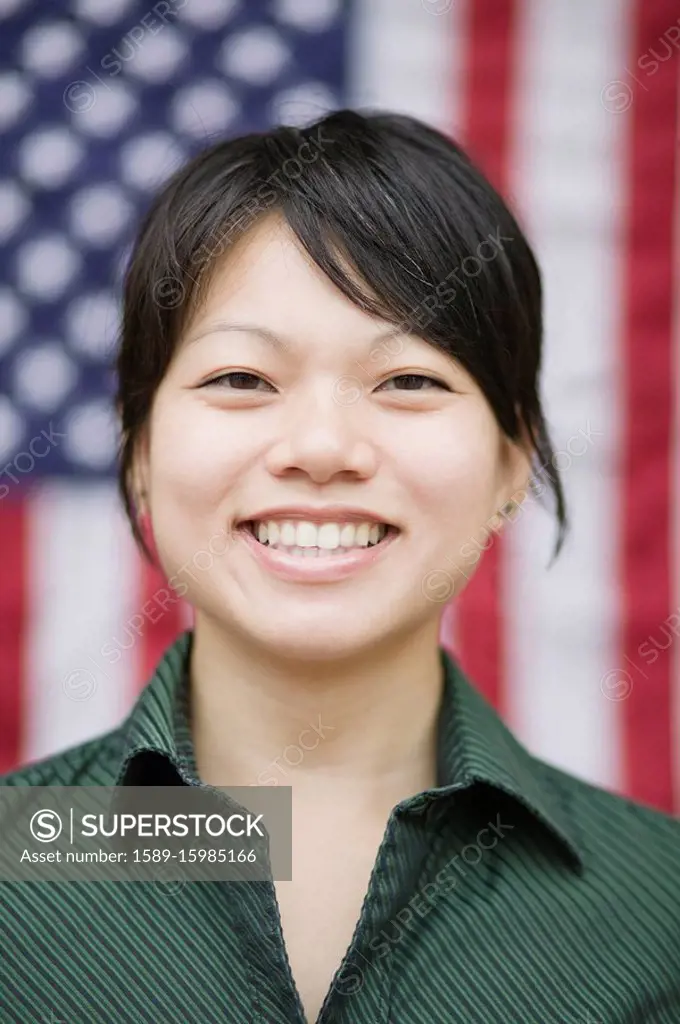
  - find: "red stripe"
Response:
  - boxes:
[620,1,679,812]
[135,559,187,691]
[460,0,517,191]
[444,0,518,713]
[0,497,27,774]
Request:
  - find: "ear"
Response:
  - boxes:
[129,423,151,514]
[493,415,534,520]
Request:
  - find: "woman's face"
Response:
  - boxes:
[135,213,530,661]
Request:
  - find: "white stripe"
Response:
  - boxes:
[504,0,632,790]
[346,0,467,137]
[23,481,140,762]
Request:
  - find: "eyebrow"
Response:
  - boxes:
[184,321,412,355]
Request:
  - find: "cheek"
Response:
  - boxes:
[145,405,242,580]
[143,409,249,582]
[148,400,251,510]
[396,408,502,531]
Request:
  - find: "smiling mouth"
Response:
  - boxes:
[238,520,399,556]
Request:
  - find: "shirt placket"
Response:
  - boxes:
[226,796,439,1024]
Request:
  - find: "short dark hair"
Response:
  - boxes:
[115,107,567,566]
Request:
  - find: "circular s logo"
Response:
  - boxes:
[30,809,63,843]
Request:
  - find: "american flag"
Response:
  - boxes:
[1,0,679,813]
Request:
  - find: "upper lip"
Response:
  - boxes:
[239,505,397,527]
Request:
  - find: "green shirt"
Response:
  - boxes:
[2,629,680,1024]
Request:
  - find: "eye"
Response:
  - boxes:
[199,371,451,394]
[377,373,452,392]
[201,371,276,392]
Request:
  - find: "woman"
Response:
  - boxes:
[2,109,679,1024]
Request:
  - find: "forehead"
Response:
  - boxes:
[176,213,471,387]
[185,212,386,342]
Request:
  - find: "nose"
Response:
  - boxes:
[263,382,378,484]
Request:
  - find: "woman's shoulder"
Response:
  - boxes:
[0,726,126,788]
[536,752,680,874]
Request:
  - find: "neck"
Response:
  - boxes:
[187,614,445,812]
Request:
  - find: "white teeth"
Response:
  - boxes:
[248,519,390,552]
[280,522,296,546]
[339,523,355,547]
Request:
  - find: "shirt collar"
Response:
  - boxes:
[113,629,584,871]
[113,629,197,790]
[435,645,584,871]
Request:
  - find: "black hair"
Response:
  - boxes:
[115,107,566,565]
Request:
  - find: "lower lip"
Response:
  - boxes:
[236,524,400,583]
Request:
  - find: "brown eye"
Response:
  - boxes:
[378,374,451,392]
[202,372,275,391]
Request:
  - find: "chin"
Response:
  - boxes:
[233,614,383,664]
[268,623,364,660]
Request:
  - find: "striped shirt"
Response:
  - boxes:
[2,629,680,1023]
